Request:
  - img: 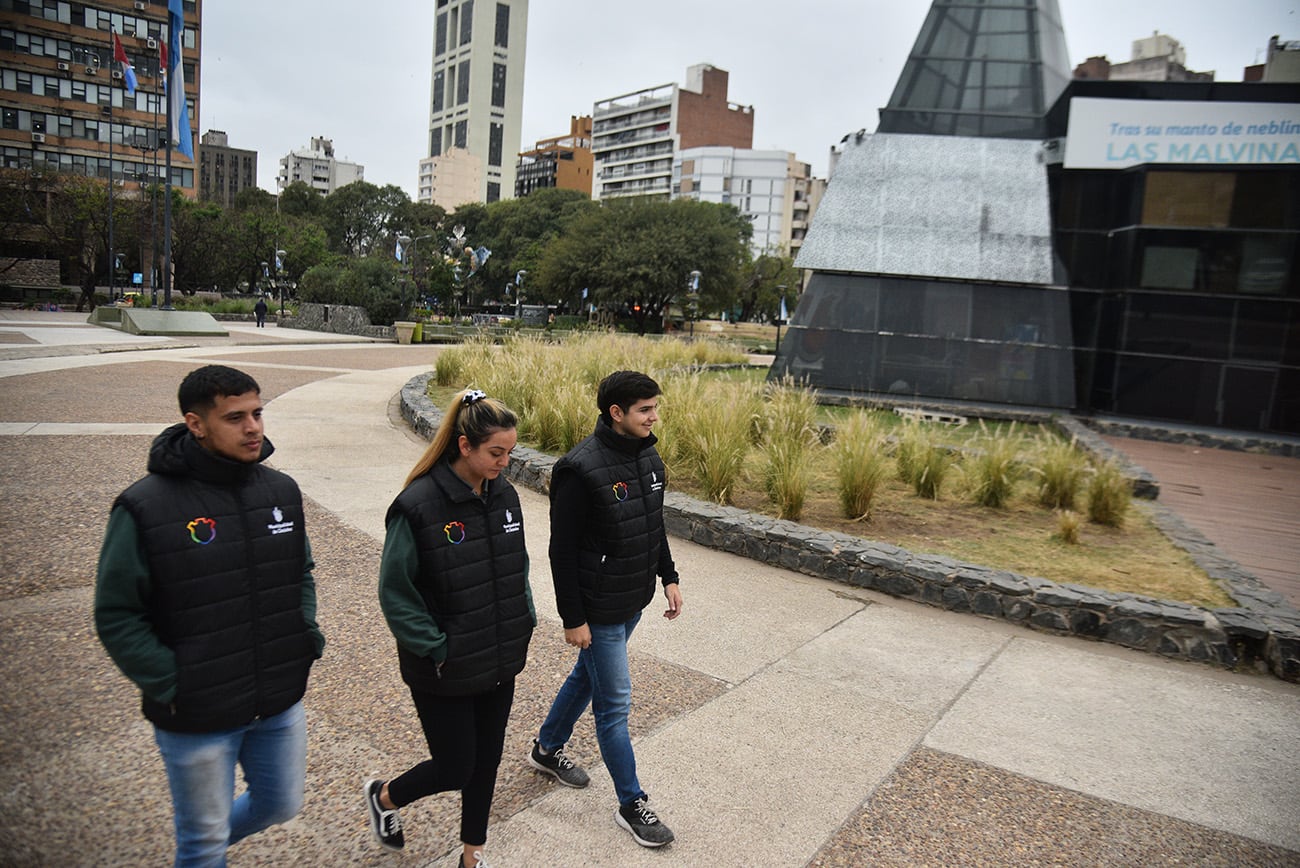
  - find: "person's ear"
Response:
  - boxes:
[458,434,473,457]
[609,404,625,423]
[184,410,205,440]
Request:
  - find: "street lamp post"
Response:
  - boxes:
[514,270,527,322]
[396,235,412,319]
[687,270,701,337]
[411,234,432,312]
[275,249,287,317]
[775,284,787,353]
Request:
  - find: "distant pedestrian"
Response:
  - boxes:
[529,370,683,849]
[94,364,324,867]
[364,388,534,868]
[254,296,268,327]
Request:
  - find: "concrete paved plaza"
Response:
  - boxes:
[1,311,1297,866]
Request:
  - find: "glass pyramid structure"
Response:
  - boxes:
[877,0,1071,139]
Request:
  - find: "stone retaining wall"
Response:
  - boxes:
[280,303,392,339]
[0,258,60,288]
[399,372,1300,682]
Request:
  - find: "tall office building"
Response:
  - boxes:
[197,129,255,208]
[426,0,527,204]
[277,136,363,196]
[0,0,201,192]
[592,63,754,201]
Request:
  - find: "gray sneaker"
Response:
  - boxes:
[616,796,674,848]
[528,739,590,788]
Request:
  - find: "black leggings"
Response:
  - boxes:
[386,679,515,847]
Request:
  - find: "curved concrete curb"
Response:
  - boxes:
[400,373,1300,683]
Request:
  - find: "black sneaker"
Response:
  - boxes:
[364,778,405,851]
[528,739,590,788]
[616,796,674,848]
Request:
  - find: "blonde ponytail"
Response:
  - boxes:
[403,388,519,489]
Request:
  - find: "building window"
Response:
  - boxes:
[487,181,500,202]
[457,59,470,105]
[460,0,474,44]
[454,120,467,149]
[489,122,502,167]
[432,70,445,113]
[491,63,506,108]
[435,12,447,55]
[495,3,509,48]
[430,128,442,157]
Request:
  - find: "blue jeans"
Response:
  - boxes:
[153,702,307,868]
[538,612,644,806]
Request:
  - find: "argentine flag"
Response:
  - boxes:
[167,0,193,159]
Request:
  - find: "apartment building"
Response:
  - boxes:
[277,136,363,196]
[592,63,753,201]
[197,128,254,208]
[1073,31,1214,82]
[0,0,201,192]
[515,114,591,197]
[673,146,824,256]
[426,0,527,203]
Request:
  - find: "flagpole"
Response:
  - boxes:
[107,29,115,304]
[162,26,174,310]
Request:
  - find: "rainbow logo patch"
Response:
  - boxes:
[187,516,217,545]
[612,482,629,501]
[444,521,466,544]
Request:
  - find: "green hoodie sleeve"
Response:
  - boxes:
[93,506,178,704]
[301,535,325,658]
[378,512,447,662]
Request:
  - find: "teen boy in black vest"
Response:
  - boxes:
[528,370,684,848]
[95,365,324,867]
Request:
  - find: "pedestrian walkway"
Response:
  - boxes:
[0,314,1296,866]
[1102,435,1300,608]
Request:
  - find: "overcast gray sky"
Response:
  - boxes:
[198,0,1297,198]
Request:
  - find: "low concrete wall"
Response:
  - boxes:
[399,371,1300,682]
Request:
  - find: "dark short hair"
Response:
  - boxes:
[597,370,660,421]
[178,365,261,415]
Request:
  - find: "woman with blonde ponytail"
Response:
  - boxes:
[364,388,535,868]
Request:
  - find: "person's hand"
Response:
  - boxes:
[663,583,683,620]
[564,624,591,648]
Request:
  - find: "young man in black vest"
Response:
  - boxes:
[95,364,324,866]
[529,370,684,848]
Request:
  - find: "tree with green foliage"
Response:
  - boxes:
[170,196,234,294]
[322,181,409,257]
[458,188,597,307]
[535,198,751,334]
[298,254,402,325]
[736,252,801,324]
[277,181,325,218]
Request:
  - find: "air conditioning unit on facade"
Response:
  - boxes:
[146,37,157,49]
[112,70,123,80]
[57,61,70,71]
[31,132,46,143]
[134,1,146,8]
[85,66,97,75]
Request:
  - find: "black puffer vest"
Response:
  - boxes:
[554,420,667,624]
[116,423,315,733]
[387,460,532,695]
